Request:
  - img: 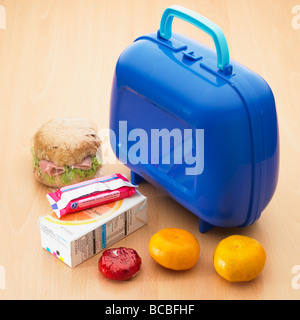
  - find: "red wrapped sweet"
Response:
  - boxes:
[98,247,142,281]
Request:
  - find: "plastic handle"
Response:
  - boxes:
[159,5,231,72]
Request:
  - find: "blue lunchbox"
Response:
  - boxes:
[109,5,279,232]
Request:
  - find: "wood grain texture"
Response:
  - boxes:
[0,0,299,300]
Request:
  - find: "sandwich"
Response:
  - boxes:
[32,118,102,187]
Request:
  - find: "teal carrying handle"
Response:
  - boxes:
[159,5,231,72]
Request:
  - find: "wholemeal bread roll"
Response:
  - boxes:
[32,118,102,188]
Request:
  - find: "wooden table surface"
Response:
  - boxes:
[0,0,299,300]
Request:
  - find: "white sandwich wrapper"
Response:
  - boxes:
[39,191,147,268]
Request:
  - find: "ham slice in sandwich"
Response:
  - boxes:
[40,156,92,177]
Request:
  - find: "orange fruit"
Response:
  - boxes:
[213,235,266,282]
[45,200,123,225]
[148,228,200,270]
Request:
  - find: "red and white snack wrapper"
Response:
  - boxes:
[46,173,137,218]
